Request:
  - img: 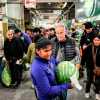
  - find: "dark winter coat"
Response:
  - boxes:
[4,37,24,62]
[81,44,100,70]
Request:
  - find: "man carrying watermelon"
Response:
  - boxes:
[52,24,81,100]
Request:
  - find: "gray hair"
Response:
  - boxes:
[6,29,15,34]
[55,23,68,33]
[55,23,65,29]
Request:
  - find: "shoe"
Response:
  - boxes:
[10,82,20,89]
[96,94,100,100]
[10,84,19,89]
[85,93,90,98]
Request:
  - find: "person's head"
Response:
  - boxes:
[33,27,41,35]
[71,28,76,32]
[26,28,33,37]
[6,29,14,41]
[84,22,93,33]
[43,29,50,38]
[14,29,21,37]
[35,37,53,60]
[93,34,100,46]
[49,28,55,36]
[33,34,41,43]
[39,27,45,35]
[55,24,67,42]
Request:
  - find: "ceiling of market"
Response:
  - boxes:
[34,1,75,24]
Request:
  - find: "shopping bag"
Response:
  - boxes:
[1,63,11,87]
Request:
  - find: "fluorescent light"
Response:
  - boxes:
[62,2,67,8]
[77,8,84,13]
[48,2,51,5]
[80,0,84,3]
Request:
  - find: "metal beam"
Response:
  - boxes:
[6,1,23,4]
[0,0,23,4]
[36,0,79,3]
[63,3,75,14]
[39,13,61,16]
[35,8,63,10]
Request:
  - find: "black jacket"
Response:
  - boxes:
[96,46,100,67]
[52,36,76,61]
[4,37,24,62]
[80,30,96,48]
[81,44,100,70]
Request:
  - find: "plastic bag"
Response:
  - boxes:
[1,63,11,87]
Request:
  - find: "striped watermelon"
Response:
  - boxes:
[56,61,79,83]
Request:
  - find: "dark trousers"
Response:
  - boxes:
[0,57,3,81]
[94,76,100,94]
[9,62,23,86]
[85,69,93,93]
[0,57,2,63]
[86,69,100,94]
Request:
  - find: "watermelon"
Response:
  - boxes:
[56,61,79,83]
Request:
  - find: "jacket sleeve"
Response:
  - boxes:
[71,40,81,65]
[26,43,35,63]
[81,47,87,66]
[4,40,11,61]
[96,47,100,67]
[74,46,81,64]
[31,65,71,97]
[26,43,32,63]
[15,38,24,59]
